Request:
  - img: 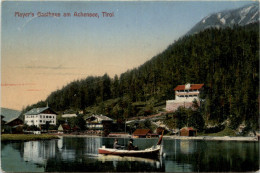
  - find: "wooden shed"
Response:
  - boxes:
[132,129,158,138]
[180,127,197,136]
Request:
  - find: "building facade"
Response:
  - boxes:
[166,83,204,112]
[85,115,113,130]
[24,107,57,127]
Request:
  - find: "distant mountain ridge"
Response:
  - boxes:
[1,107,21,122]
[187,3,259,35]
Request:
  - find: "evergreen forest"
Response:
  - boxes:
[21,23,259,131]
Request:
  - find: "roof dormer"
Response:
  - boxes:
[185,83,191,90]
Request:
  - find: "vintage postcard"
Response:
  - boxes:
[1,1,259,172]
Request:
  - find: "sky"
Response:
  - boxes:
[1,1,254,110]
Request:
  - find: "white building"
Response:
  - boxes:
[85,114,113,130]
[166,83,204,112]
[24,107,57,127]
[61,114,77,118]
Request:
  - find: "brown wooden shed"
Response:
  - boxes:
[180,127,197,136]
[132,129,158,138]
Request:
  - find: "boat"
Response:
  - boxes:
[98,131,164,158]
[98,145,161,158]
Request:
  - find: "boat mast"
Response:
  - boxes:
[124,118,126,146]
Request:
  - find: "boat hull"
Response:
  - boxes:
[98,146,161,158]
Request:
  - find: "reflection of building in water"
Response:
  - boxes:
[23,140,56,165]
[57,136,102,161]
[57,137,63,150]
[165,160,192,172]
[180,141,195,154]
[84,137,102,154]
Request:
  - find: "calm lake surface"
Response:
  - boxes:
[1,136,259,172]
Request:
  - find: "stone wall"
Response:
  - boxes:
[166,101,194,112]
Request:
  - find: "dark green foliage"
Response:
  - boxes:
[136,119,153,130]
[57,116,86,131]
[187,110,205,132]
[21,23,259,131]
[41,121,50,132]
[27,125,40,131]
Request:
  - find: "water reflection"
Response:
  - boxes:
[24,140,56,164]
[179,140,195,154]
[1,137,259,172]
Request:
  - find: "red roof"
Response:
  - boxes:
[133,129,152,136]
[62,124,71,130]
[181,127,196,131]
[174,84,204,91]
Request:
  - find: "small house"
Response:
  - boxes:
[1,108,21,133]
[5,117,24,134]
[85,115,113,130]
[132,129,158,138]
[85,115,113,136]
[180,127,197,136]
[58,124,71,134]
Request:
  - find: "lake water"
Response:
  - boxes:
[1,136,259,172]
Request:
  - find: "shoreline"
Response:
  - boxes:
[1,134,60,142]
[1,134,258,142]
[57,134,259,141]
[163,135,258,141]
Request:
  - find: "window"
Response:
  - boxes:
[40,120,42,123]
[43,116,45,118]
[40,115,42,118]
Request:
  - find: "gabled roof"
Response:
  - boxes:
[174,84,204,91]
[133,129,152,136]
[180,127,197,131]
[1,108,21,122]
[6,117,23,125]
[24,107,57,115]
[62,124,71,130]
[59,124,70,131]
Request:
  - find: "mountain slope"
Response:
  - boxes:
[187,3,259,35]
[22,23,259,131]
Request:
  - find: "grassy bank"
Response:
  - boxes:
[197,127,237,137]
[1,134,59,142]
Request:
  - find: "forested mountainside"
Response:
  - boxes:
[21,23,259,130]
